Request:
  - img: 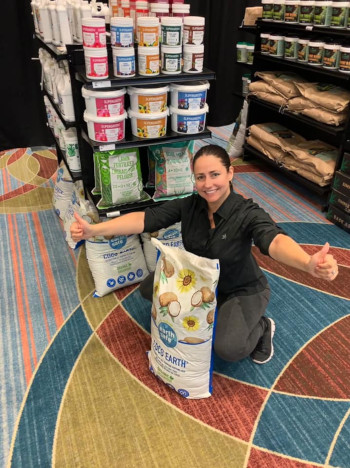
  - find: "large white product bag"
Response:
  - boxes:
[148,238,220,399]
[86,232,149,297]
[141,222,184,272]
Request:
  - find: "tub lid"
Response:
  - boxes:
[127,108,169,118]
[82,86,126,99]
[84,110,128,123]
[170,104,209,115]
[127,84,169,95]
[170,80,210,92]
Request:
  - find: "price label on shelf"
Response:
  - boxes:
[305,26,313,31]
[99,144,116,151]
[92,80,112,89]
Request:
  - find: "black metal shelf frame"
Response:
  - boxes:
[43,89,76,129]
[256,19,350,39]
[254,53,350,82]
[247,96,345,137]
[243,144,331,198]
[81,128,212,152]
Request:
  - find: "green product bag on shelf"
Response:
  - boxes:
[96,148,146,208]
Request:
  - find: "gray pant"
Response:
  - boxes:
[139,273,270,362]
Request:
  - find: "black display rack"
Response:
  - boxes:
[243,19,350,206]
[37,37,216,215]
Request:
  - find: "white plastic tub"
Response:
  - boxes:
[82,86,126,117]
[170,104,208,134]
[84,111,127,142]
[170,81,209,110]
[127,85,168,113]
[128,108,169,138]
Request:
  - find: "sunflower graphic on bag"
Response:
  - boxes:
[148,238,220,399]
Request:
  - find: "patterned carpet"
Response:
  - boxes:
[1,141,350,468]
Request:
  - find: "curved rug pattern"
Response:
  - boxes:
[2,149,350,468]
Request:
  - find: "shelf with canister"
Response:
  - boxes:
[260,0,350,29]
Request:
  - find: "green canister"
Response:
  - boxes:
[285,0,300,22]
[308,40,324,66]
[314,1,332,26]
[260,33,270,54]
[299,0,315,24]
[262,0,274,20]
[339,46,350,72]
[323,44,340,69]
[297,38,309,61]
[330,2,349,28]
[269,34,285,56]
[284,36,299,60]
[273,0,286,21]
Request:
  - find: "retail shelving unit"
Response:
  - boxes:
[36,36,215,216]
[35,35,82,182]
[243,19,350,208]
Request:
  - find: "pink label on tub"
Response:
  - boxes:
[85,56,108,78]
[82,25,106,47]
[93,121,125,142]
[95,97,124,117]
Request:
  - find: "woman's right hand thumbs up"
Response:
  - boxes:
[70,212,94,241]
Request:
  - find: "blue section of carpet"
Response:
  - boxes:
[9,307,92,468]
[213,273,350,388]
[280,222,350,249]
[330,413,350,468]
[122,289,152,334]
[253,393,350,464]
[234,173,328,224]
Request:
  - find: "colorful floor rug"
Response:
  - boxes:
[1,140,350,468]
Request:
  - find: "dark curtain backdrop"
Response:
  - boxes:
[0,0,53,151]
[188,0,260,127]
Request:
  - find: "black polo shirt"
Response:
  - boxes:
[144,191,285,296]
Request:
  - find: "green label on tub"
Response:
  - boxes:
[284,41,297,59]
[273,3,285,21]
[262,3,274,19]
[331,6,349,27]
[299,5,314,22]
[314,5,332,25]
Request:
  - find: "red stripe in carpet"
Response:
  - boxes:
[275,315,350,399]
[252,246,350,301]
[247,447,320,467]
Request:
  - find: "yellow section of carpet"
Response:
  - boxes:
[0,188,55,213]
[53,334,248,468]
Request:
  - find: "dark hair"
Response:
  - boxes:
[193,144,231,173]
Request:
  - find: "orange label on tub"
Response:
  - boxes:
[138,53,160,74]
[137,94,167,113]
[137,26,159,46]
[136,117,166,138]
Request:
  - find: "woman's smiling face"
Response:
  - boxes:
[193,155,234,210]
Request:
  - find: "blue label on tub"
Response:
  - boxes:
[177,91,207,110]
[176,113,206,134]
[115,54,136,76]
[111,25,134,47]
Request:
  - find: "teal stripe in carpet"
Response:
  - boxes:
[330,413,350,468]
[9,307,92,468]
[214,274,350,388]
[280,222,350,249]
[253,393,350,464]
